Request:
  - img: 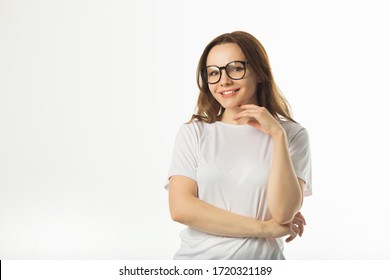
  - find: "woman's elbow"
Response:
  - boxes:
[271,205,300,224]
[170,208,184,223]
[272,213,295,225]
[168,176,198,224]
[169,203,192,224]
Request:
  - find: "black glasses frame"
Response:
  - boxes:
[203,60,249,84]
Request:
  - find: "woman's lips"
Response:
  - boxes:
[219,88,239,97]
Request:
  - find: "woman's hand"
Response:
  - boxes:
[233,104,283,137]
[285,212,306,243]
[264,212,306,243]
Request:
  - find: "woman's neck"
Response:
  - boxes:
[220,108,251,125]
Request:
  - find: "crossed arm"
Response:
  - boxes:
[169,176,306,242]
[169,175,306,242]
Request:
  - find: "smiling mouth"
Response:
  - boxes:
[220,89,240,96]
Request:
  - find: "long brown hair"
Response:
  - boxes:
[188,31,295,123]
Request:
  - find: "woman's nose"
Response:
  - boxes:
[219,69,232,85]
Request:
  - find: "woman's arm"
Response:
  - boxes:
[169,175,304,240]
[266,130,304,224]
[234,105,305,224]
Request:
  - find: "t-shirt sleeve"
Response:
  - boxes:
[289,127,312,196]
[164,123,199,190]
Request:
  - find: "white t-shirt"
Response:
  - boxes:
[166,120,312,260]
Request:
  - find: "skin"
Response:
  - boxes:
[169,43,306,242]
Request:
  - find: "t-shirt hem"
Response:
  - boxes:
[164,170,197,190]
[295,171,312,197]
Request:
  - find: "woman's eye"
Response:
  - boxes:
[231,67,244,72]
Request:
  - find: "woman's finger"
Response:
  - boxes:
[292,224,300,235]
[233,110,259,120]
[247,119,262,129]
[297,221,304,237]
[295,212,306,225]
[239,104,262,110]
[292,217,304,237]
[286,224,299,243]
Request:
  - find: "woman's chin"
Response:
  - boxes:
[219,101,241,110]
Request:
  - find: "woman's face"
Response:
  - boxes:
[206,43,259,110]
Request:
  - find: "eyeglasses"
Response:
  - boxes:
[203,60,249,84]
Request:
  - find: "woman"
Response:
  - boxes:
[165,31,312,259]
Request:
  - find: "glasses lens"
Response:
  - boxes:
[206,66,221,84]
[226,61,246,80]
[205,61,247,84]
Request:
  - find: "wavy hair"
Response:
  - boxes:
[188,31,295,123]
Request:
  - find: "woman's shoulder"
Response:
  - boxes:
[177,119,206,139]
[279,120,309,143]
[181,119,205,130]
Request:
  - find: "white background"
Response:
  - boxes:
[1,0,389,259]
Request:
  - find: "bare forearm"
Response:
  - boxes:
[267,129,303,224]
[170,195,270,238]
[168,173,295,239]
